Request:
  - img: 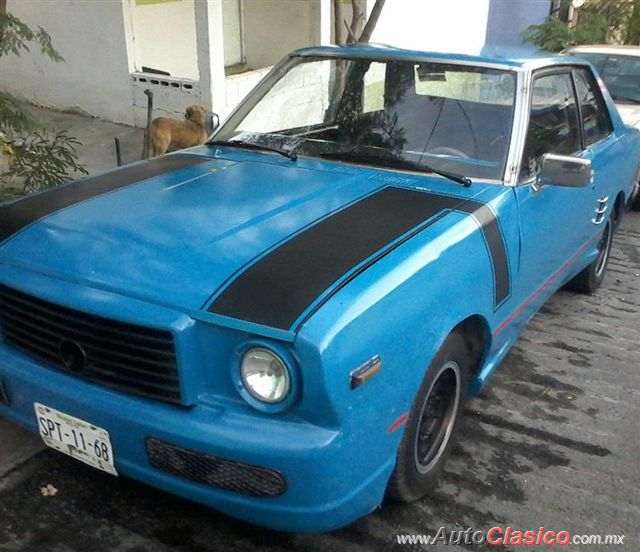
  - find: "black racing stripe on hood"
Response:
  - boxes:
[208,186,511,330]
[0,154,208,244]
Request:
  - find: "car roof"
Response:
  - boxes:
[290,43,587,70]
[565,44,640,57]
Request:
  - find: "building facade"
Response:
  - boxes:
[0,0,551,127]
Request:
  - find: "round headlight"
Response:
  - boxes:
[240,348,290,403]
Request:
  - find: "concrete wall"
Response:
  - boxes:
[1,0,135,125]
[243,0,316,69]
[129,0,199,79]
[485,0,551,47]
[369,0,491,53]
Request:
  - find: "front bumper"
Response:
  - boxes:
[0,343,393,532]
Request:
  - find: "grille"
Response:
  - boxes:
[0,285,181,404]
[146,438,287,498]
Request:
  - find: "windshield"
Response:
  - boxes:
[570,52,640,104]
[215,56,517,181]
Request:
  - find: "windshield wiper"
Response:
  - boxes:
[207,139,297,161]
[319,150,472,187]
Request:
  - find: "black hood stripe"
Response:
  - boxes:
[208,186,511,330]
[0,155,208,244]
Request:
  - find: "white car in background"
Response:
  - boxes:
[564,45,640,129]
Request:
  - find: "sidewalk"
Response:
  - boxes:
[22,104,146,175]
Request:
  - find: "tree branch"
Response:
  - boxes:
[344,18,357,43]
[349,0,365,43]
[358,0,386,43]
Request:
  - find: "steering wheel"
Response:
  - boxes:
[426,146,470,159]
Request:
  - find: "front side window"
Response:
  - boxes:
[520,72,581,182]
[573,68,612,146]
[216,57,517,180]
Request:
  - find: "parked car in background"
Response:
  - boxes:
[1,45,639,532]
[564,45,640,129]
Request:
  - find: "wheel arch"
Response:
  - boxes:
[450,315,492,378]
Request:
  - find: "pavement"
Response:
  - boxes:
[0,107,639,551]
[21,104,145,174]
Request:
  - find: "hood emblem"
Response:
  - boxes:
[58,340,88,375]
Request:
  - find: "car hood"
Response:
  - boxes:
[0,151,487,322]
[615,102,640,128]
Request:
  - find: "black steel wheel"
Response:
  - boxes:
[414,361,461,474]
[386,331,471,502]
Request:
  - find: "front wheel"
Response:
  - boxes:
[386,331,471,502]
[567,219,613,294]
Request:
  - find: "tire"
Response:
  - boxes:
[612,198,623,231]
[386,331,472,502]
[567,219,613,294]
[631,181,640,212]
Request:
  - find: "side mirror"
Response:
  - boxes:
[535,153,593,191]
[209,113,220,133]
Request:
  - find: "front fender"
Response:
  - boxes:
[293,200,516,488]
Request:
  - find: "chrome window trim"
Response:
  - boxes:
[503,68,531,186]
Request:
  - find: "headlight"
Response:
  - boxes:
[240,348,290,403]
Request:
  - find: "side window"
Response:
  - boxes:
[573,68,613,146]
[520,72,581,182]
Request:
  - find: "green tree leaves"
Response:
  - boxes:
[3,130,88,192]
[523,0,640,52]
[0,13,85,198]
[0,13,63,61]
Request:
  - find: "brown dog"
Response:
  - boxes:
[145,105,209,157]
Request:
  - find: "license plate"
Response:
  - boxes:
[34,403,117,476]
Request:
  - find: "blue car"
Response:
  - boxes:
[1,45,639,532]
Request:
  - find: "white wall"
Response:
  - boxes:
[242,0,316,69]
[1,0,135,125]
[369,0,491,53]
[129,0,199,79]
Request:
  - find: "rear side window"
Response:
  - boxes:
[520,72,581,181]
[573,68,612,146]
